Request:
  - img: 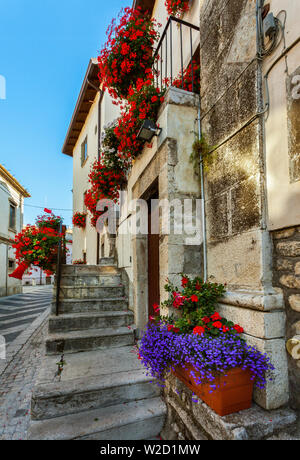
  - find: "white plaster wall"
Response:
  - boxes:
[0,177,24,296]
[264,0,300,230]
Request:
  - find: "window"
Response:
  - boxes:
[81,137,88,166]
[9,203,16,230]
[8,259,15,272]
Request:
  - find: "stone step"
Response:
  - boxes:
[31,347,157,420]
[46,326,135,355]
[48,311,134,333]
[55,273,122,287]
[51,297,128,315]
[99,257,116,266]
[58,285,125,300]
[61,264,118,276]
[31,368,160,420]
[28,397,166,440]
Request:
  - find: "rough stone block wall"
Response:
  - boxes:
[272,226,300,409]
[200,0,270,292]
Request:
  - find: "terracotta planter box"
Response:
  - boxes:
[172,364,254,416]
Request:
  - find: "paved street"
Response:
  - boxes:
[0,286,51,439]
[0,286,52,346]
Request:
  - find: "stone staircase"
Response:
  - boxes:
[28,260,166,440]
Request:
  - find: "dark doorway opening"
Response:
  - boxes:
[147,186,160,318]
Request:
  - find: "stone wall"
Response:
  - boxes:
[161,373,296,440]
[198,0,289,410]
[272,226,300,409]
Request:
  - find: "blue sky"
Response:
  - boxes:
[0,0,129,227]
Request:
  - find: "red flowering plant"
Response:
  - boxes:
[98,7,160,100]
[36,211,62,231]
[172,60,200,94]
[114,75,165,159]
[73,259,87,265]
[165,0,190,17]
[84,187,108,228]
[84,121,132,227]
[151,275,244,338]
[101,121,132,175]
[72,212,87,229]
[10,212,65,279]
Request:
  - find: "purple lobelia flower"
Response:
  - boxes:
[139,322,274,391]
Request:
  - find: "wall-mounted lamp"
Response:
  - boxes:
[137,119,162,142]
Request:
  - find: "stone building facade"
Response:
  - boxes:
[123,0,299,437]
[64,0,300,439]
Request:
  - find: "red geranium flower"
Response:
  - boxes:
[181,277,188,287]
[233,324,244,334]
[211,312,222,321]
[202,316,210,324]
[212,321,222,329]
[153,303,160,313]
[193,326,205,336]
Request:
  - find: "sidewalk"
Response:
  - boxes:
[0,320,47,440]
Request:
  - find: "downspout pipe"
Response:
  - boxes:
[198,10,207,283]
[198,103,208,283]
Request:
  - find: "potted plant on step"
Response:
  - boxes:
[139,275,274,416]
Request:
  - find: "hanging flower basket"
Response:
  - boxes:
[72,212,87,229]
[98,7,160,100]
[172,364,254,416]
[10,210,65,279]
[165,0,191,17]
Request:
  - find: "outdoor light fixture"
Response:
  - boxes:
[137,119,162,142]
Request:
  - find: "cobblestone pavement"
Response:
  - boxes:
[0,320,47,440]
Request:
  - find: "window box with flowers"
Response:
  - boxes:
[139,275,274,416]
[73,259,87,265]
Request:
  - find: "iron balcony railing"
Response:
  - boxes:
[153,15,200,92]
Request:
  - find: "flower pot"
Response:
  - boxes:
[172,364,254,416]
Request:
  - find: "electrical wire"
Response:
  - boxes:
[24,203,73,211]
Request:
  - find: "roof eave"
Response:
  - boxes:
[62,58,100,157]
[0,165,31,198]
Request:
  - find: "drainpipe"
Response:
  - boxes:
[197,103,208,283]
